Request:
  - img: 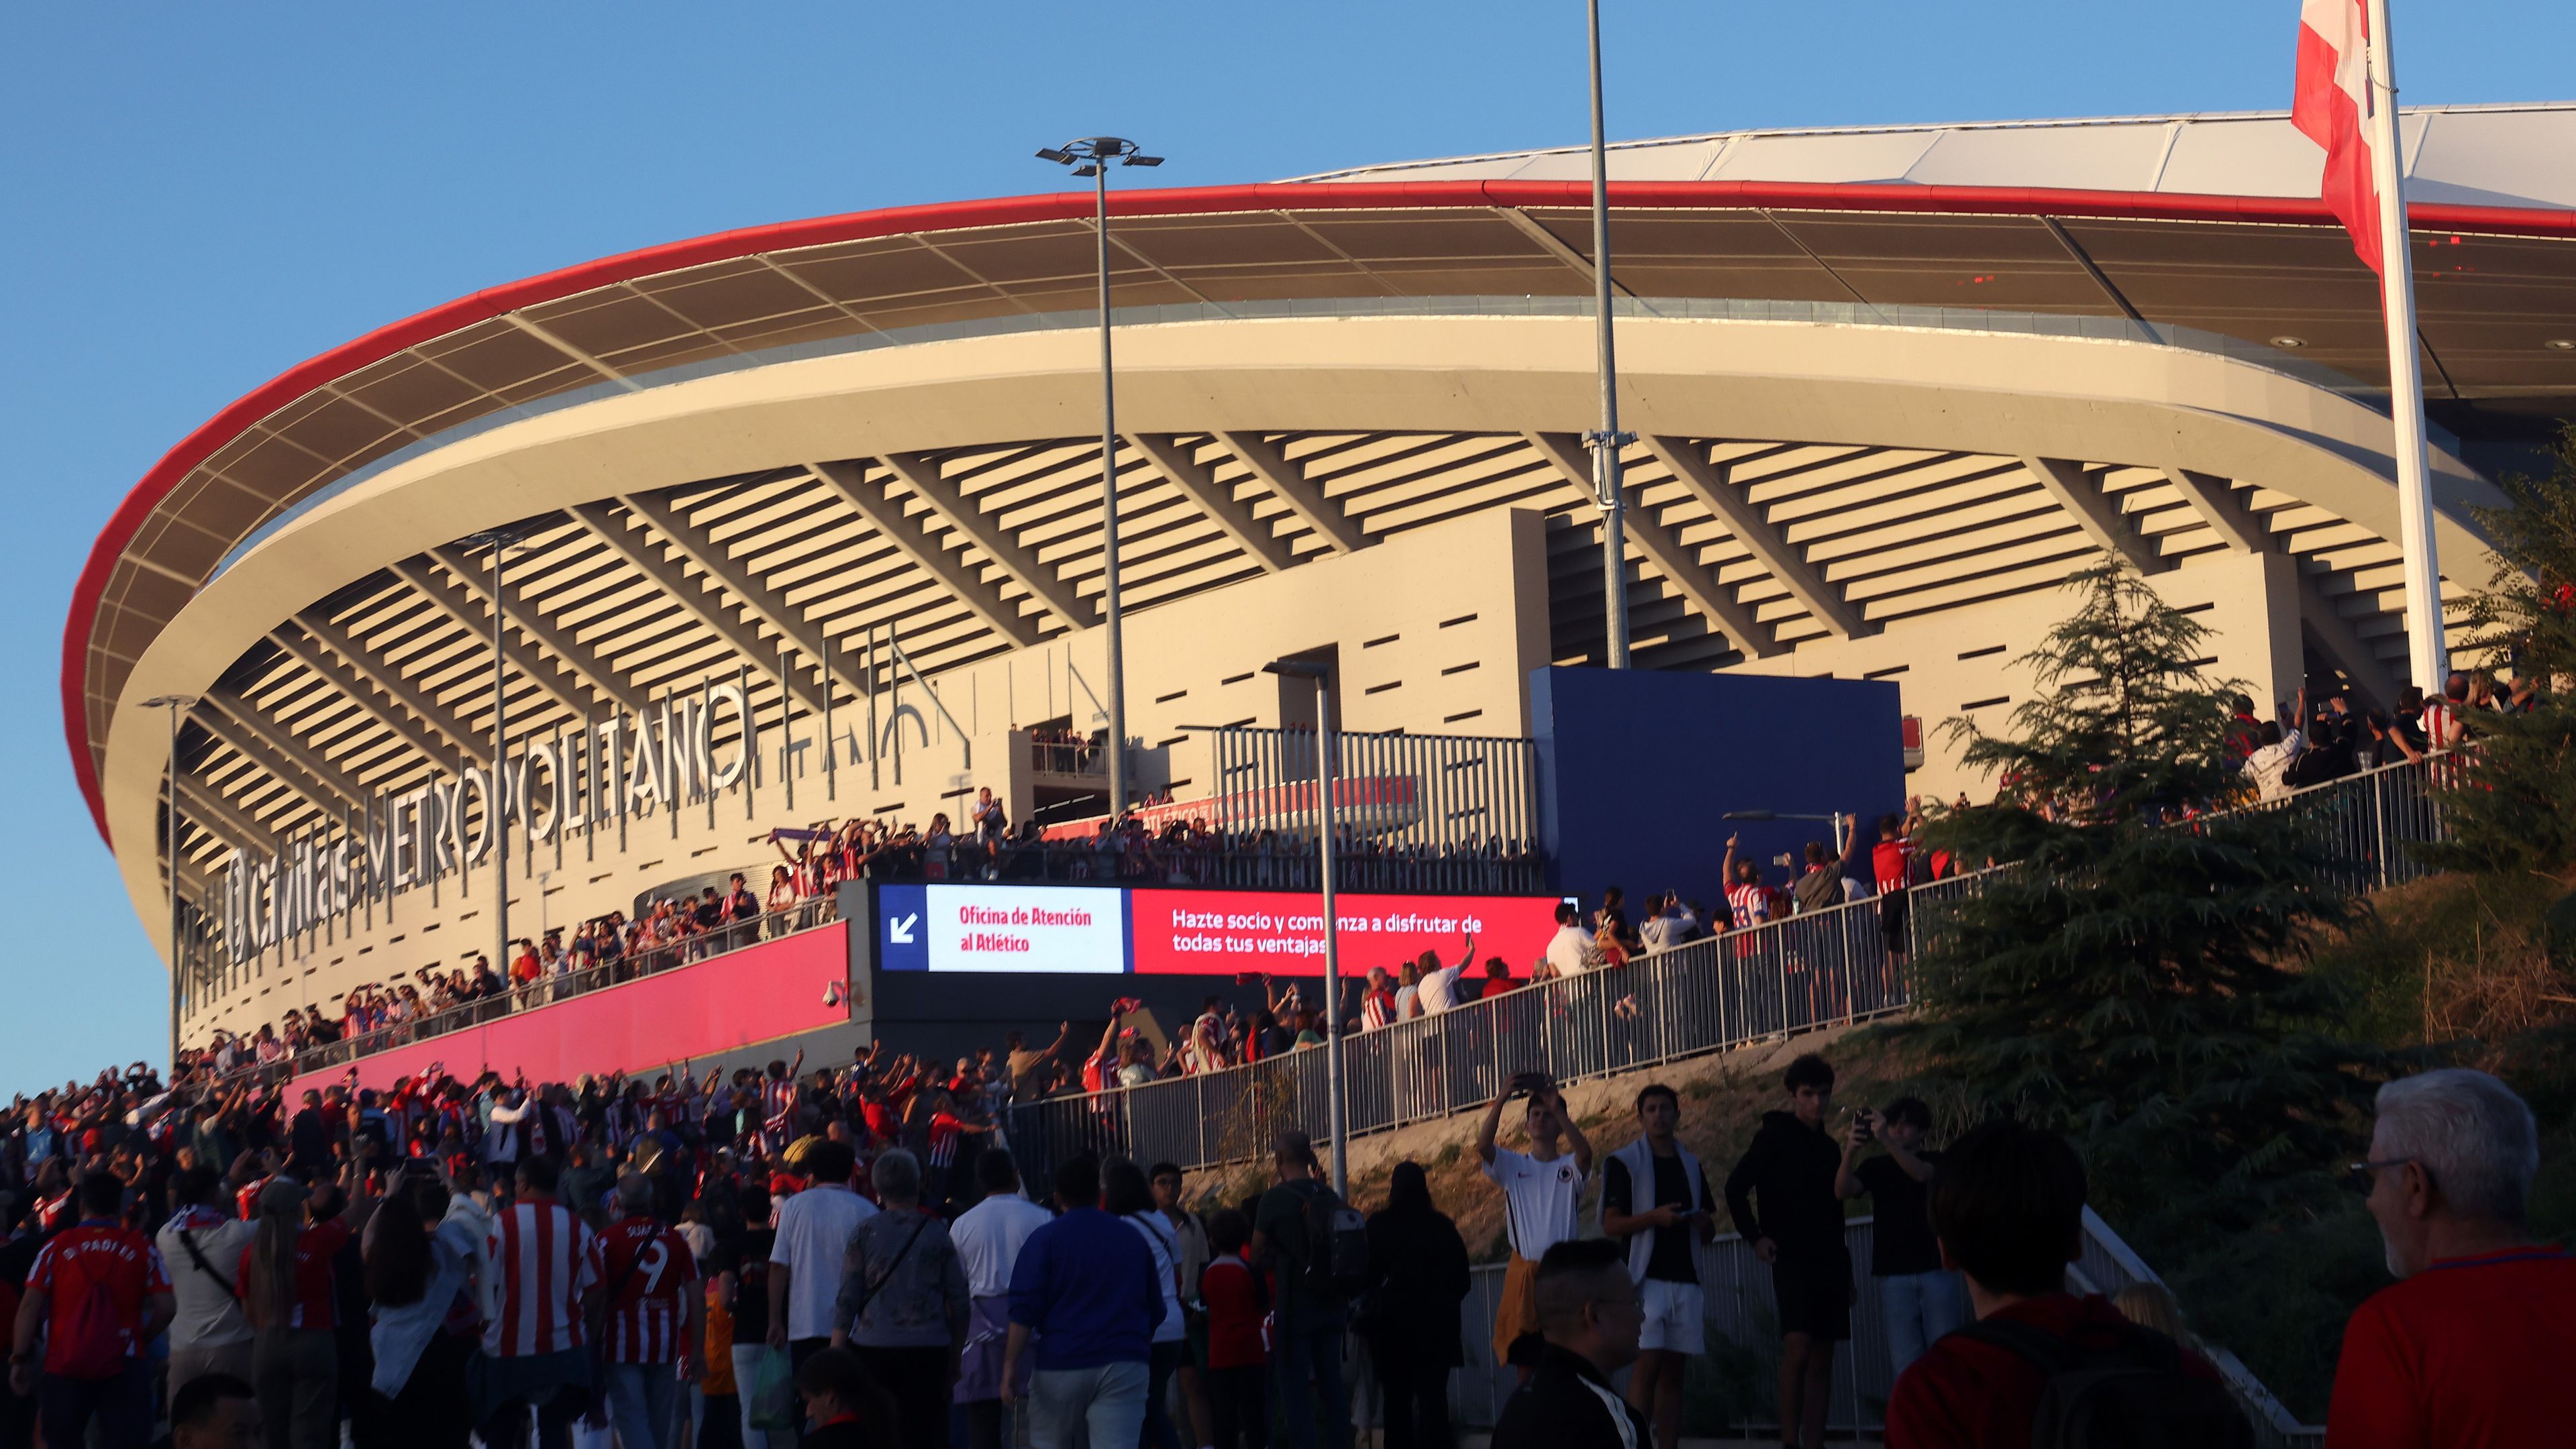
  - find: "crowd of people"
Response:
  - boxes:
[2236,666,2538,802]
[2,1036,2563,1449]
[195,777,1553,1085]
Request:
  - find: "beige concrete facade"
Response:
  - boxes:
[170,506,1552,1042]
[97,311,2506,1043]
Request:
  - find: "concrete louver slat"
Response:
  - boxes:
[272,618,479,771]
[874,452,1092,629]
[174,771,274,856]
[566,498,833,714]
[2019,456,2169,576]
[1644,435,1868,640]
[389,557,595,719]
[423,543,652,717]
[1523,431,1784,659]
[1122,434,1296,574]
[2157,467,2272,556]
[805,461,1046,648]
[1210,431,1370,556]
[2299,570,2404,707]
[193,695,366,816]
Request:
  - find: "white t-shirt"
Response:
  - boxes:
[768,1183,879,1339]
[951,1192,1053,1299]
[1484,1146,1587,1259]
[1416,963,1470,1014]
[2246,731,2304,801]
[1543,924,1596,977]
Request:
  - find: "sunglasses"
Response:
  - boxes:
[2345,1158,2421,1194]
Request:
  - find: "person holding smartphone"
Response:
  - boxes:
[1597,1084,1716,1449]
[1476,1072,1594,1384]
[1835,1097,1955,1379]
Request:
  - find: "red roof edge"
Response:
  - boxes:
[66,177,2576,844]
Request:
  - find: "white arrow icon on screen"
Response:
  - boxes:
[888,913,919,945]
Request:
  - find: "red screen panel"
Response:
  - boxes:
[1129,890,1563,977]
[289,922,850,1099]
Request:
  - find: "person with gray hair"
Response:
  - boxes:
[2328,1068,2575,1444]
[832,1149,967,1449]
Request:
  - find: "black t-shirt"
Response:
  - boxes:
[1602,1152,1716,1284]
[1855,1151,1941,1276]
[716,1227,778,1340]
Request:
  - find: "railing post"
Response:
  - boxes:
[2371,769,2388,891]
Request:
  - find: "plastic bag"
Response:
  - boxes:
[745,1346,799,1432]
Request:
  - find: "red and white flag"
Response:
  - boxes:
[2293,0,2383,273]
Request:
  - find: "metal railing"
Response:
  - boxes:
[207,897,842,1085]
[2240,751,2451,896]
[978,836,1543,894]
[1027,739,1104,775]
[1207,726,1542,864]
[2072,1206,2323,1445]
[1004,754,2453,1179]
[1004,875,1972,1181]
[1441,1220,1898,1434]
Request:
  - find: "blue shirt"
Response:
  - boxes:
[1004,1208,1161,1371]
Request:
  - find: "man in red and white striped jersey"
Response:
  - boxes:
[597,1175,701,1449]
[474,1156,603,1449]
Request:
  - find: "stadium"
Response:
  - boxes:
[69,103,2576,1061]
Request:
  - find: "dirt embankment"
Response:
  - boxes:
[1184,1019,1941,1257]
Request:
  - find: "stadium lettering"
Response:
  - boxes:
[217,682,754,965]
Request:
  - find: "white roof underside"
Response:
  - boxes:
[1287,105,2576,213]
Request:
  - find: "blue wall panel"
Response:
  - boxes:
[1529,666,1906,914]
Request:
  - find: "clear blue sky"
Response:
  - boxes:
[3,1,2567,1088]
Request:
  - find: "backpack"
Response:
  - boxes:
[1953,1316,2254,1449]
[53,1275,130,1381]
[1294,1182,1370,1301]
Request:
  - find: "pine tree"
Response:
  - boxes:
[1896,563,2385,1246]
[2418,429,2576,875]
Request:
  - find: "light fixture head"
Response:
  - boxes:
[2269,335,2308,349]
[2546,338,2576,351]
[1035,147,1072,165]
[1125,154,1164,168]
[1071,164,1100,178]
[1263,659,1329,681]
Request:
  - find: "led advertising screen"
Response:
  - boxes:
[1129,890,1564,975]
[874,882,1562,977]
[876,883,1128,973]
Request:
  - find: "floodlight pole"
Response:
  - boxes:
[1316,676,1343,1194]
[493,536,511,985]
[142,694,193,1075]
[1586,0,1633,669]
[1267,658,1346,1193]
[1041,138,1163,819]
[466,525,533,983]
[1093,158,1130,819]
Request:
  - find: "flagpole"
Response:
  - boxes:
[2363,0,2448,690]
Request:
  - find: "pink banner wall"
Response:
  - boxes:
[289,923,851,1097]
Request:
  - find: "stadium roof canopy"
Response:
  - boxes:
[1290,104,2576,209]
[69,106,2576,903]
